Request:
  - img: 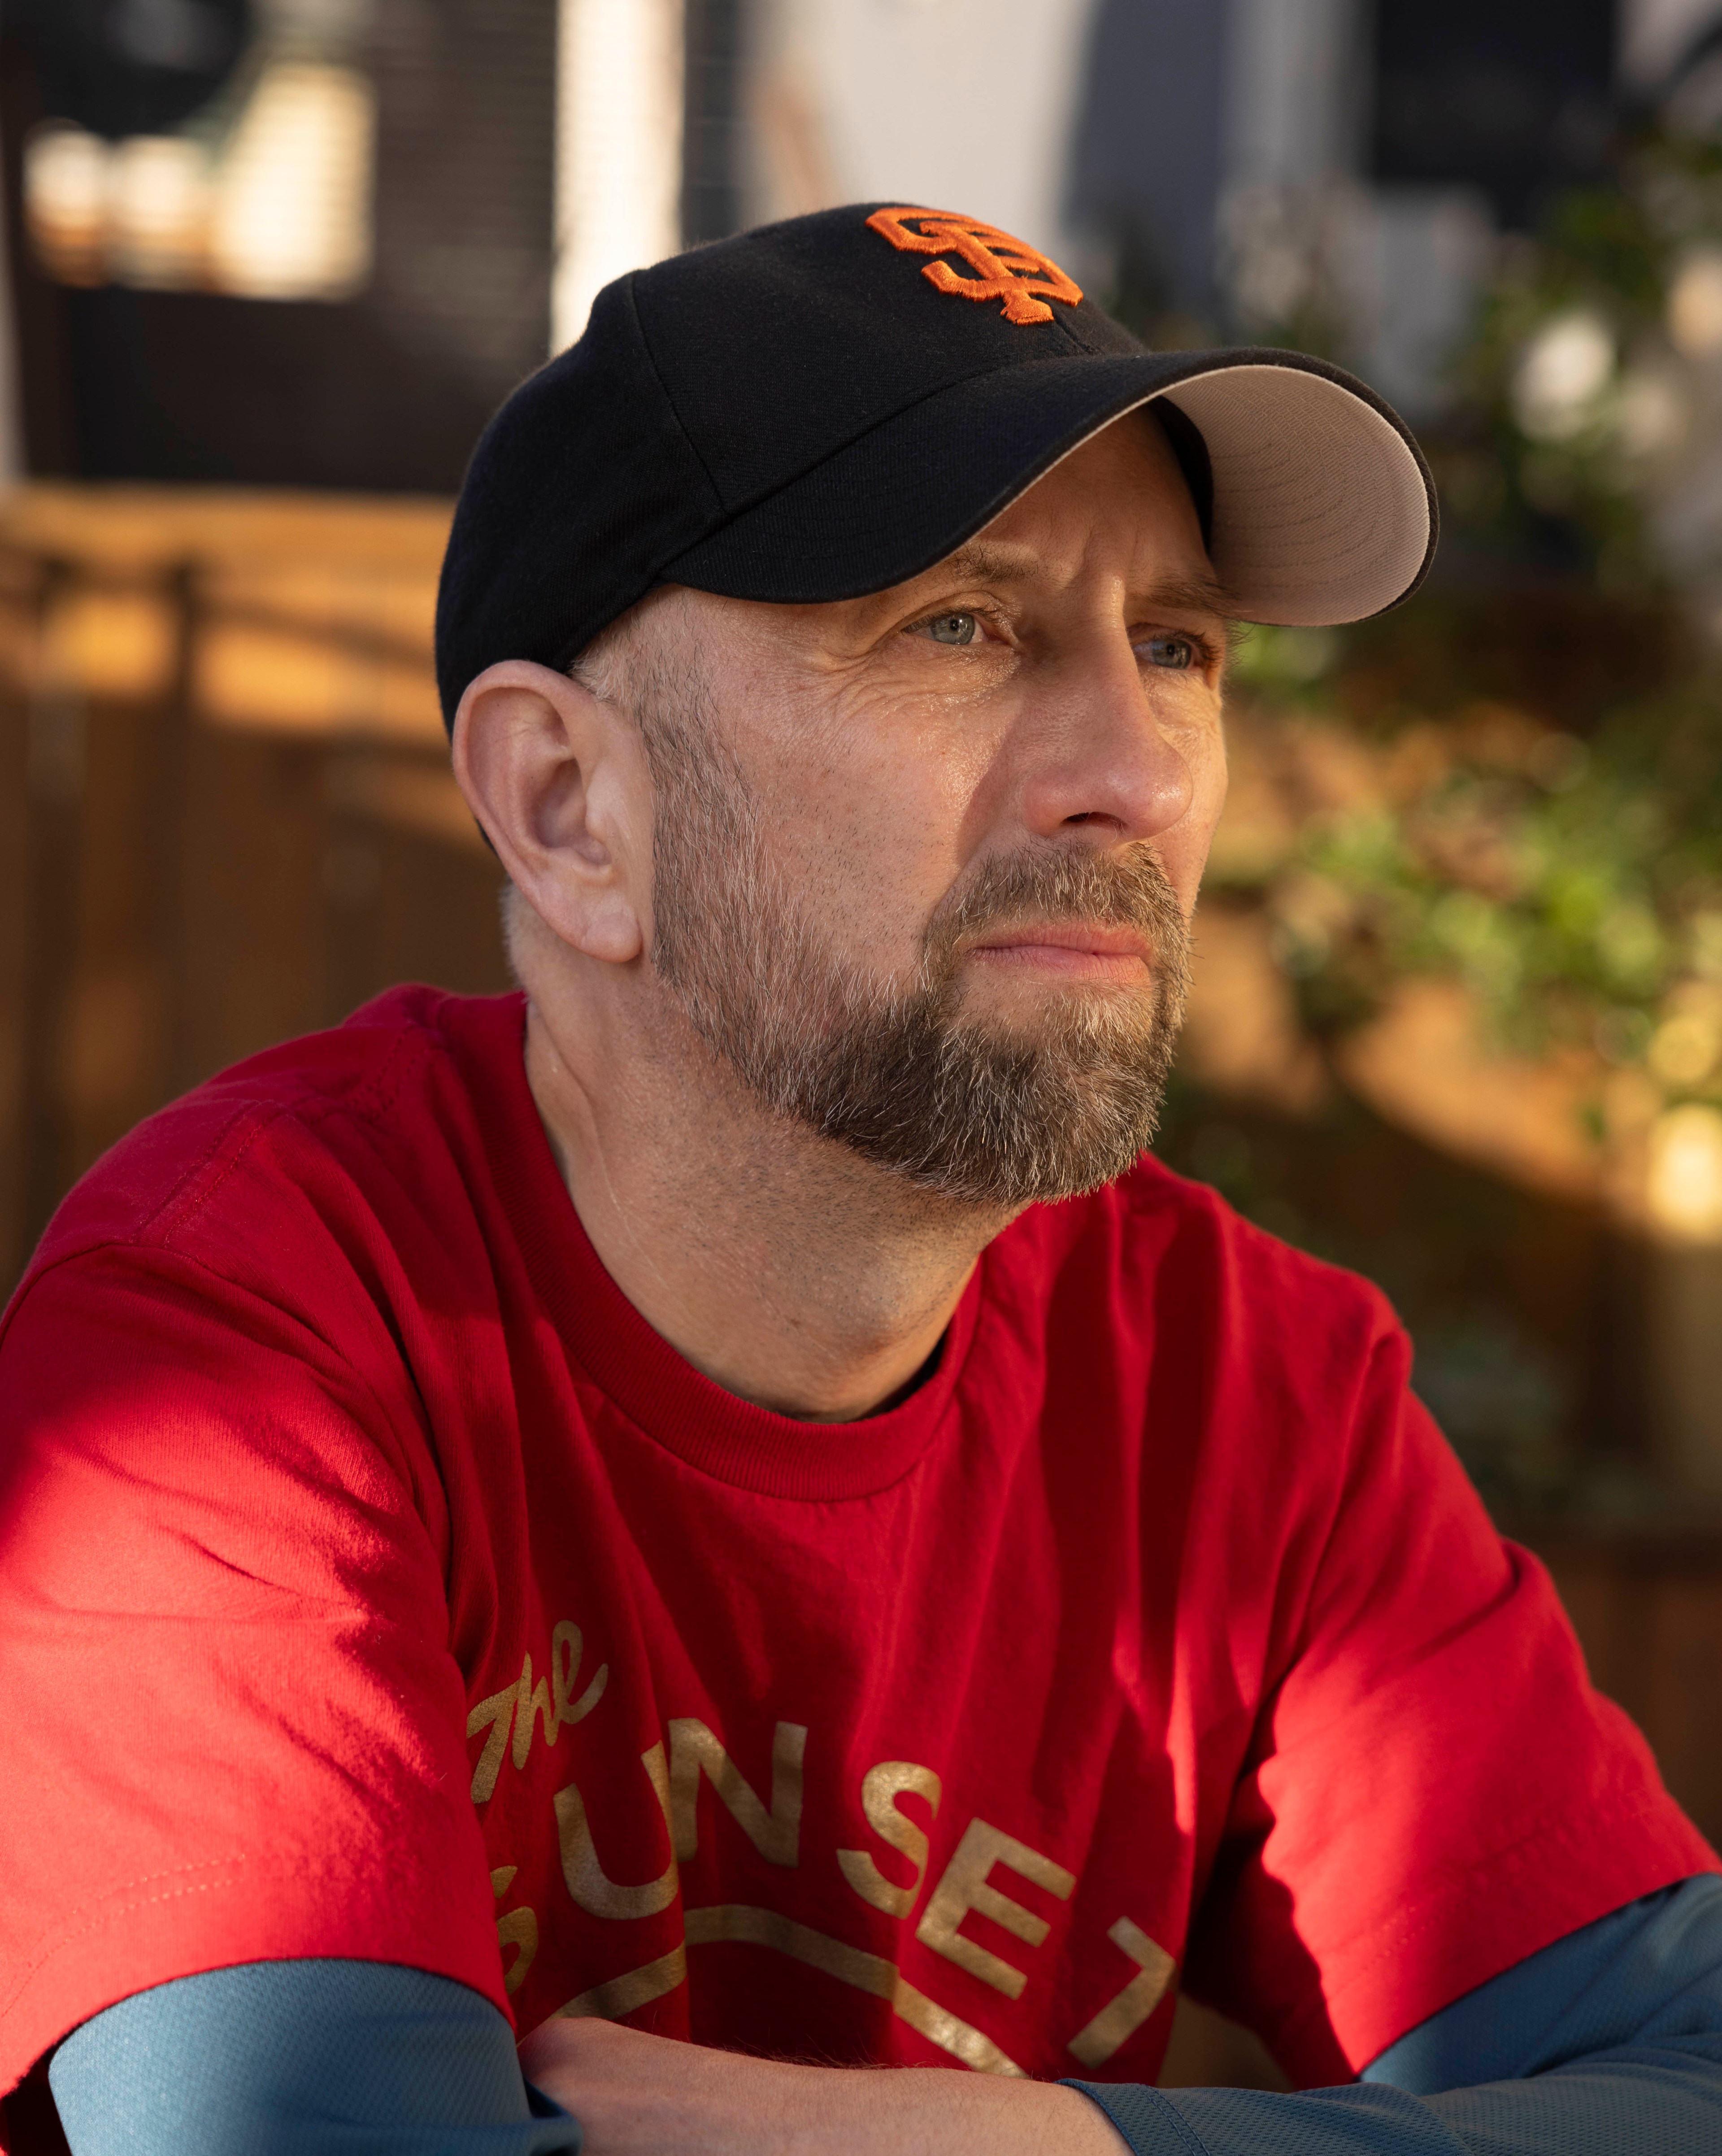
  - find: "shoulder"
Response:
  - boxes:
[1002,1151,1398,1354]
[982,1154,1413,1500]
[6,986,526,1326]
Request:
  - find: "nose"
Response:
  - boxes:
[1011,634,1196,845]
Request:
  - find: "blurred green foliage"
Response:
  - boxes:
[1218,130,1722,1130]
[1162,132,1722,1516]
[1226,679,1722,1107]
[1444,131,1722,581]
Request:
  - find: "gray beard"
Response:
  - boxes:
[639,690,1191,1210]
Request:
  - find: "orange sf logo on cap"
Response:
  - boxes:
[866,207,1082,325]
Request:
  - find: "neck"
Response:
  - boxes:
[522,993,1010,1423]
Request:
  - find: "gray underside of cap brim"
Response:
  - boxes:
[662,349,1435,627]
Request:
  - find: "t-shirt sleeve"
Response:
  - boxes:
[0,1243,507,2123]
[1181,1303,1718,2087]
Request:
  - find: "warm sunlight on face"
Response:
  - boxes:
[660,405,1230,1007]
[630,407,1235,1205]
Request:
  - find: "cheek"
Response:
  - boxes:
[1168,740,1228,909]
[1143,680,1227,895]
[769,697,998,930]
[1139,664,1218,727]
[1186,713,1229,821]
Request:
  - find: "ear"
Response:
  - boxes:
[451,659,650,966]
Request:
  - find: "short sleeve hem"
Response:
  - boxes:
[0,1850,509,2106]
[1278,1794,1719,2083]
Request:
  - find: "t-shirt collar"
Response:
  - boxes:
[454,993,980,1502]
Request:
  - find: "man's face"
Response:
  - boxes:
[634,409,1231,1206]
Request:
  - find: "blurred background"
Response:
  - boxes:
[4,0,1722,2083]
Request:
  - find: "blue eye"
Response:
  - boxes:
[918,612,978,647]
[1144,635,1196,670]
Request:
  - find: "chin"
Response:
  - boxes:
[960,977,1157,1037]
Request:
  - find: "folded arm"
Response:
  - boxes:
[1075,1873,1722,2155]
[47,1960,580,2156]
[46,1877,1722,2155]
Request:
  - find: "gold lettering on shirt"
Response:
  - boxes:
[466,1684,518,1804]
[667,1718,806,1868]
[915,1817,1076,1999]
[547,1908,1028,2078]
[555,1943,690,2022]
[513,1653,557,1769]
[1065,1916,1176,2068]
[466,1621,609,1804]
[554,1740,679,1921]
[837,1761,943,1918]
[685,1906,1026,2076]
[491,1865,539,1997]
[552,1621,610,1728]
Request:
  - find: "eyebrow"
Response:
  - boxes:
[930,544,1237,622]
[1135,571,1239,622]
[933,540,1043,586]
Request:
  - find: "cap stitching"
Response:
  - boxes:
[540,278,729,674]
[1048,310,1111,358]
[623,273,727,522]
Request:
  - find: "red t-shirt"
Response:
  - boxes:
[0,987,1709,2139]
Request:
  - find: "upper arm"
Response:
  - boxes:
[0,1247,507,2107]
[1183,1308,1717,2082]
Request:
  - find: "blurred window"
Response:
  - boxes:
[3,0,556,490]
[551,0,683,348]
[1369,0,1616,229]
[21,0,252,138]
[22,1,375,304]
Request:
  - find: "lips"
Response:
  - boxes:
[967,924,1154,965]
[961,923,1156,983]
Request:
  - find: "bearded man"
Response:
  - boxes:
[2,207,1719,2156]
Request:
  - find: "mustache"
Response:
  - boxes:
[921,845,1188,981]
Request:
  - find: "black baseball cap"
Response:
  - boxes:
[435,203,1437,731]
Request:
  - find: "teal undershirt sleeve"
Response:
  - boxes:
[1066,1873,1722,2155]
[48,1959,581,2155]
[46,1876,1722,2154]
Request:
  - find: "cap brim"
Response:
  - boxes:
[662,347,1435,627]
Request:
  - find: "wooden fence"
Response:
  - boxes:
[0,483,509,1291]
